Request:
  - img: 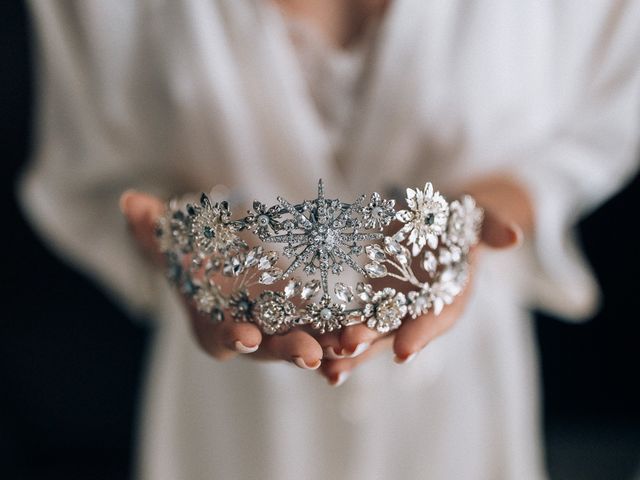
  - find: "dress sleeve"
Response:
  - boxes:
[509,1,640,319]
[18,1,175,320]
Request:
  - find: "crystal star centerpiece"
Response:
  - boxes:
[257,180,391,293]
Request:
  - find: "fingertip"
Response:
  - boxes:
[328,370,350,387]
[223,321,262,353]
[293,356,321,370]
[393,321,432,361]
[508,221,524,248]
[119,189,139,217]
[339,325,377,357]
[234,340,259,354]
[393,351,417,365]
[482,210,524,249]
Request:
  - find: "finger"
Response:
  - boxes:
[190,310,238,362]
[480,208,523,250]
[338,323,380,357]
[219,320,263,354]
[315,332,345,360]
[320,336,393,386]
[119,190,166,264]
[259,329,323,370]
[392,309,457,364]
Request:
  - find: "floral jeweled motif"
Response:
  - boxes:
[303,294,349,334]
[395,182,449,255]
[359,284,408,333]
[253,291,297,335]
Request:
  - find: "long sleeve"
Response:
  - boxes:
[18,1,175,319]
[510,1,640,319]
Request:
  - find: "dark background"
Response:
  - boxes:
[1,3,639,479]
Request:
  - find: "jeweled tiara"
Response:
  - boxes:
[156,180,483,335]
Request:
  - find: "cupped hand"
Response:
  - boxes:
[120,191,323,370]
[319,207,523,386]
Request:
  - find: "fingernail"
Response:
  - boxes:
[293,356,321,370]
[394,352,417,364]
[119,190,137,216]
[507,222,524,248]
[329,371,350,387]
[323,346,345,360]
[342,343,369,358]
[234,340,258,354]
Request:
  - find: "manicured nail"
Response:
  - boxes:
[394,352,417,364]
[234,340,258,354]
[508,222,524,248]
[342,343,369,358]
[329,371,350,387]
[293,356,321,370]
[323,346,345,360]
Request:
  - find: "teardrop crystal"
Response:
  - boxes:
[245,246,263,267]
[364,262,388,278]
[259,268,282,285]
[301,279,321,300]
[422,251,438,274]
[258,251,278,270]
[365,244,386,262]
[284,279,301,299]
[334,282,353,303]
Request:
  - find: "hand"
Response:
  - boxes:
[318,174,533,386]
[119,191,324,370]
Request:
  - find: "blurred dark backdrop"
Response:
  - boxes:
[2,3,639,479]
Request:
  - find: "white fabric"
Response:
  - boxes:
[20,1,640,479]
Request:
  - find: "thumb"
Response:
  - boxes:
[120,190,166,263]
[480,208,523,249]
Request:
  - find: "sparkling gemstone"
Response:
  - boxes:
[245,246,263,267]
[396,252,410,265]
[365,262,388,278]
[203,226,215,238]
[396,209,413,223]
[223,256,244,276]
[257,214,270,226]
[422,251,438,274]
[439,248,452,265]
[210,308,224,323]
[259,268,282,285]
[334,282,353,303]
[258,251,278,270]
[366,244,386,262]
[355,282,373,302]
[284,279,301,298]
[301,279,321,300]
[424,213,435,225]
[384,238,404,256]
[320,308,333,320]
[410,293,429,314]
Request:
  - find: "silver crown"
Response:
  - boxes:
[156,180,483,334]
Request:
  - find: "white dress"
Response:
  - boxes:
[20,1,640,479]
